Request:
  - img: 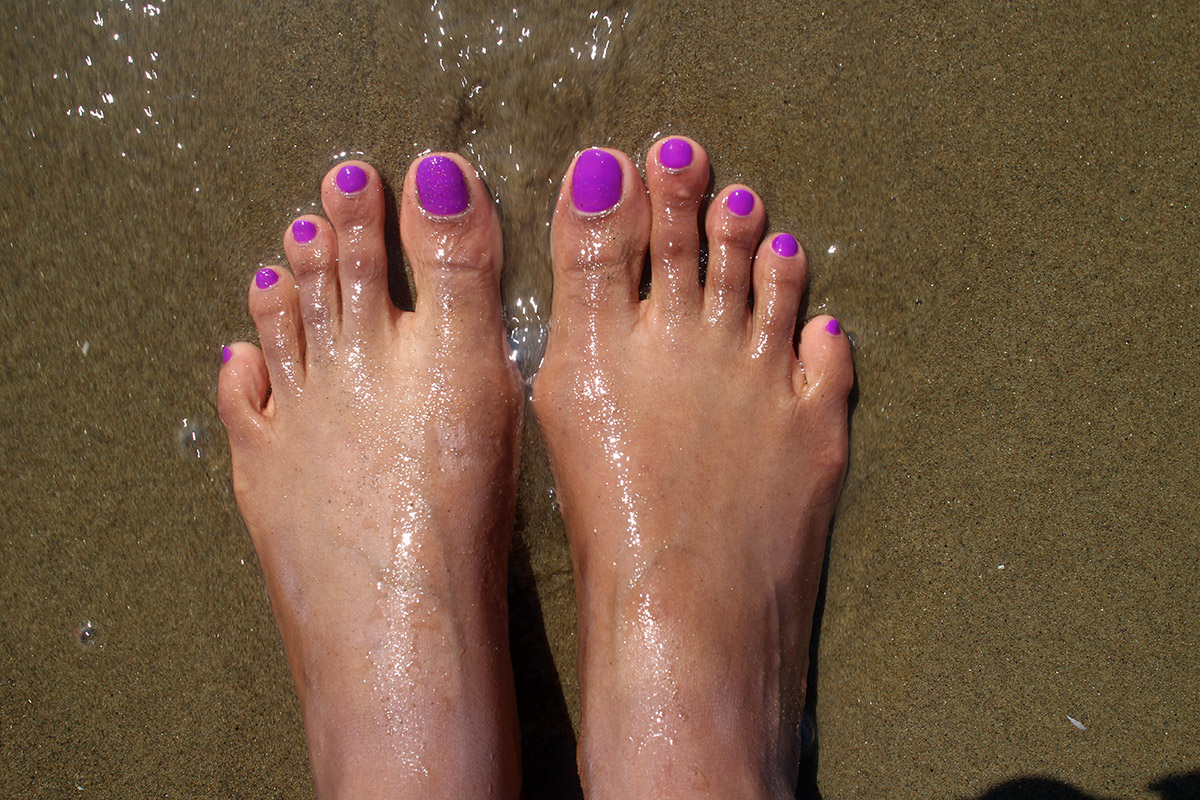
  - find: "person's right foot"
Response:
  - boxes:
[533,138,854,799]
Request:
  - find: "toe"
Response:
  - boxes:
[321,161,391,339]
[284,215,339,360]
[399,153,506,340]
[248,266,305,399]
[750,233,808,357]
[549,147,649,326]
[217,342,271,441]
[645,136,708,316]
[796,315,854,403]
[703,185,764,328]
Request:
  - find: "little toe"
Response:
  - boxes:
[549,147,650,326]
[704,185,764,328]
[284,215,339,360]
[399,153,506,341]
[796,315,854,403]
[321,161,392,339]
[645,136,709,316]
[217,342,271,442]
[247,265,305,399]
[750,233,808,357]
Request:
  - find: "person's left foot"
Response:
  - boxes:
[218,155,523,799]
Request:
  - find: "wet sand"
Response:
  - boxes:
[2,2,1198,798]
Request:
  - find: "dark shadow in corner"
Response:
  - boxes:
[508,528,584,800]
[1149,771,1200,800]
[966,771,1200,800]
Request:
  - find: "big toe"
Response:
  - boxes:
[548,148,649,328]
[399,153,507,343]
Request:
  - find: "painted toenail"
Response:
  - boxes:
[572,149,623,213]
[255,267,279,290]
[728,189,755,216]
[336,164,368,194]
[292,219,317,244]
[416,155,470,216]
[772,233,799,258]
[825,318,841,336]
[658,138,693,170]
[221,345,232,364]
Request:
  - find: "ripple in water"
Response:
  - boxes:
[177,416,208,460]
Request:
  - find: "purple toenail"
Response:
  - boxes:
[772,233,799,258]
[658,138,693,170]
[255,267,279,290]
[571,149,623,213]
[728,189,754,217]
[336,164,368,194]
[221,345,232,364]
[415,155,470,216]
[292,219,317,244]
[826,318,841,336]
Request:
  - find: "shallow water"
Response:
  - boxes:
[2,2,1199,798]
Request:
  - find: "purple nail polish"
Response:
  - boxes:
[825,318,841,336]
[727,189,754,217]
[255,267,279,290]
[336,164,368,194]
[415,155,470,216]
[292,219,317,244]
[772,233,799,258]
[571,149,623,213]
[221,345,233,363]
[658,138,693,170]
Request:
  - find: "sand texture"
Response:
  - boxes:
[1,2,1197,798]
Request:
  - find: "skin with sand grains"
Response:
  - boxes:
[217,137,852,799]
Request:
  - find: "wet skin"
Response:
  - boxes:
[218,137,852,800]
[532,138,853,799]
[218,156,522,800]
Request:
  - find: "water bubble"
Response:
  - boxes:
[177,416,208,460]
[508,316,547,381]
[74,621,99,648]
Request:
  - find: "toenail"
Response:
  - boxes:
[292,219,317,244]
[415,155,470,216]
[727,189,755,216]
[658,138,693,170]
[571,149,623,213]
[772,233,799,258]
[336,164,368,194]
[825,318,841,336]
[255,267,280,290]
[221,345,233,364]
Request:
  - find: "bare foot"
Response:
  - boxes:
[532,139,854,799]
[218,156,522,799]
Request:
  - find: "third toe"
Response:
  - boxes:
[704,186,764,327]
[247,265,305,399]
[284,215,339,359]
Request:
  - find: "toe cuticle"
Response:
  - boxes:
[292,219,317,244]
[335,164,368,194]
[416,155,471,217]
[255,267,280,290]
[658,137,694,171]
[221,345,232,364]
[727,189,755,217]
[571,149,623,214]
[772,233,799,258]
[825,318,841,336]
